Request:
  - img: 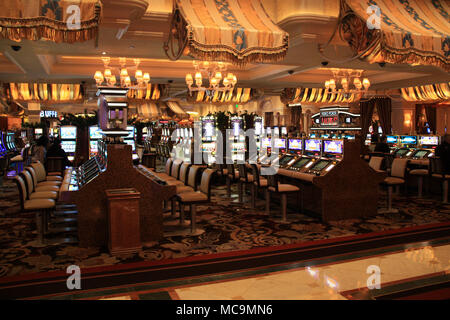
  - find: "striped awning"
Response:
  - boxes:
[281,88,362,105]
[401,82,450,102]
[166,101,186,115]
[6,83,83,103]
[188,88,253,104]
[341,0,450,72]
[137,103,161,120]
[0,0,101,43]
[168,0,289,65]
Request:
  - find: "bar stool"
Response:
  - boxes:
[379,158,408,214]
[368,156,384,172]
[408,167,428,198]
[14,175,55,244]
[176,168,215,234]
[25,167,60,191]
[237,164,254,204]
[265,173,300,222]
[430,157,449,203]
[20,170,58,200]
[250,164,268,209]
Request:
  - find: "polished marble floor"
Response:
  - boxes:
[173,243,450,300]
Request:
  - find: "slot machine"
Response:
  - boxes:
[254,116,263,159]
[279,138,303,169]
[89,125,102,158]
[60,126,77,162]
[34,128,43,140]
[229,116,246,162]
[386,135,399,153]
[393,135,417,158]
[124,126,139,161]
[301,139,343,176]
[0,132,7,157]
[201,115,217,164]
[413,135,440,158]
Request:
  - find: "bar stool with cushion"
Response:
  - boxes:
[25,166,61,191]
[368,156,384,172]
[166,159,185,186]
[152,158,174,180]
[176,168,215,234]
[14,175,55,243]
[265,173,301,222]
[379,158,408,214]
[250,164,268,209]
[20,170,58,200]
[237,164,254,204]
[46,157,64,176]
[31,161,63,183]
[408,166,429,198]
[430,157,449,203]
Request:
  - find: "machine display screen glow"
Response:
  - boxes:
[274,138,286,148]
[126,126,135,139]
[61,141,76,153]
[288,139,302,150]
[387,135,398,144]
[202,143,215,152]
[400,136,417,145]
[293,158,310,168]
[203,121,214,137]
[255,122,262,135]
[262,138,271,148]
[279,155,294,165]
[60,127,76,139]
[323,140,343,154]
[420,136,438,145]
[125,140,136,151]
[232,142,245,151]
[233,122,240,136]
[35,128,43,134]
[281,127,287,135]
[312,160,329,171]
[89,126,102,139]
[414,150,428,158]
[90,141,98,153]
[305,139,321,152]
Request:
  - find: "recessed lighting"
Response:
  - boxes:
[129,45,135,49]
[102,51,107,55]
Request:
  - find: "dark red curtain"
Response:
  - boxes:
[425,104,437,134]
[360,99,376,147]
[375,97,392,135]
[415,104,424,133]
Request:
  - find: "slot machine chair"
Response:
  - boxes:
[379,158,408,214]
[264,173,301,222]
[430,157,449,203]
[250,164,269,209]
[368,156,384,172]
[46,157,64,176]
[408,166,429,198]
[176,168,215,234]
[14,175,56,244]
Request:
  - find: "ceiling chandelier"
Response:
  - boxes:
[94,57,150,88]
[324,68,370,94]
[185,61,237,94]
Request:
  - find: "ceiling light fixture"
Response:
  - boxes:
[185,61,237,95]
[93,57,151,88]
[324,68,370,94]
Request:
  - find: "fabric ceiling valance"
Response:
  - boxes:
[6,83,83,103]
[165,0,289,65]
[281,88,361,105]
[166,101,186,115]
[188,88,252,104]
[340,0,450,72]
[0,0,101,43]
[401,82,450,102]
[127,84,165,101]
[136,103,162,120]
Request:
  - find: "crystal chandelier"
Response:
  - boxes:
[185,61,237,94]
[324,68,370,94]
[94,57,150,87]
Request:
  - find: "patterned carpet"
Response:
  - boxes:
[1,174,450,279]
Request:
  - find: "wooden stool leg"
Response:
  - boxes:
[265,189,270,215]
[388,186,393,211]
[251,184,256,209]
[238,181,243,203]
[36,212,43,244]
[171,198,176,217]
[226,176,231,197]
[179,202,185,225]
[443,180,448,203]
[281,194,287,222]
[191,204,197,233]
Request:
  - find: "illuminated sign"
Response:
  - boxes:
[40,110,58,118]
[320,110,338,126]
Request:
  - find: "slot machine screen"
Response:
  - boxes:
[184,128,189,138]
[90,141,98,153]
[261,138,271,148]
[386,135,398,144]
[413,150,428,158]
[89,126,102,140]
[305,139,321,152]
[60,127,76,139]
[21,131,27,138]
[281,127,287,136]
[400,136,417,145]
[202,120,214,138]
[344,135,355,140]
[292,157,310,169]
[233,142,246,152]
[395,149,409,157]
[266,127,272,136]
[311,160,329,171]
[288,139,302,150]
[323,140,343,154]
[274,138,286,149]
[273,127,279,136]
[419,136,439,146]
[126,126,135,139]
[201,142,215,152]
[35,128,43,136]
[61,141,76,153]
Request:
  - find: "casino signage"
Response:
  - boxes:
[40,110,58,118]
[311,106,361,131]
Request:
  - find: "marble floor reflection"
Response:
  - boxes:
[175,243,450,300]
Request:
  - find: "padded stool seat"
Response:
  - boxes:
[176,185,194,193]
[24,198,55,210]
[269,184,300,193]
[46,176,63,181]
[383,177,405,185]
[432,174,450,179]
[178,191,208,202]
[410,169,428,175]
[11,155,23,162]
[30,191,58,200]
[167,180,185,186]
[36,185,60,192]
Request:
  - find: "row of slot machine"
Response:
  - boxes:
[88,125,139,161]
[259,137,344,176]
[386,135,440,159]
[0,132,18,157]
[173,127,194,162]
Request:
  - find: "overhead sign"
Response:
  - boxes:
[40,110,58,118]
